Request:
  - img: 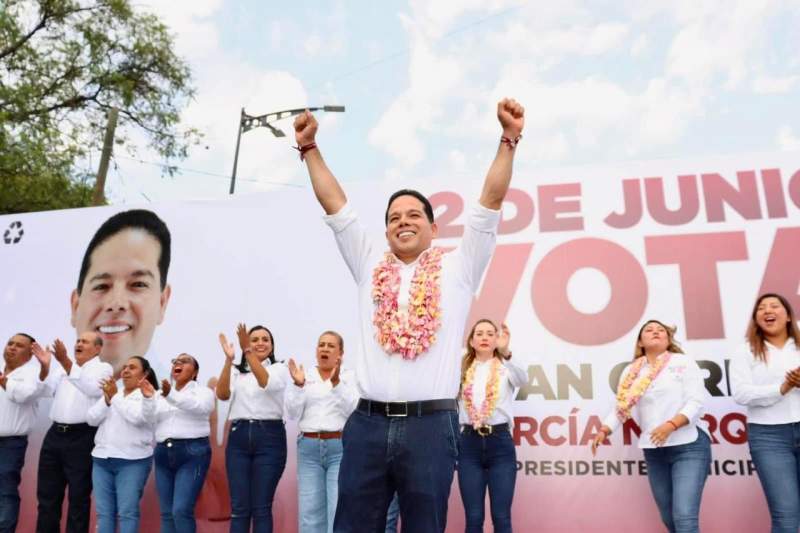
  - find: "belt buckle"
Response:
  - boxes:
[386,401,408,417]
[477,425,492,437]
[56,424,69,433]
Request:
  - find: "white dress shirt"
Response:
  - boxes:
[0,357,47,436]
[228,360,289,421]
[458,358,527,427]
[285,368,359,432]
[324,202,500,402]
[155,381,215,442]
[730,339,800,425]
[602,353,709,449]
[47,356,113,424]
[87,388,156,460]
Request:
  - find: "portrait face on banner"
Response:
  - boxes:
[70,217,171,373]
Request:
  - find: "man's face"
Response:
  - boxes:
[70,229,171,372]
[3,335,32,370]
[74,331,102,366]
[385,195,437,263]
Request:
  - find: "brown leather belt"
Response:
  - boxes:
[302,431,343,439]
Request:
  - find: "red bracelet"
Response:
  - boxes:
[500,135,522,149]
[294,142,317,161]
[666,420,678,431]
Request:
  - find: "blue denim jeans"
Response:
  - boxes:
[643,431,711,533]
[155,437,212,533]
[0,436,27,533]
[385,493,399,532]
[457,426,517,533]
[225,419,287,533]
[91,456,153,533]
[748,422,800,533]
[297,435,343,533]
[333,408,459,533]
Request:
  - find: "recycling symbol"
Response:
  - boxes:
[3,221,23,244]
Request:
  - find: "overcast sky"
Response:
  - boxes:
[103,0,800,204]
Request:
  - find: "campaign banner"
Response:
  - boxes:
[1,150,798,531]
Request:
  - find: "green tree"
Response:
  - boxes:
[0,0,197,213]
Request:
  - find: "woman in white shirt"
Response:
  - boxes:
[731,293,800,533]
[154,353,215,533]
[87,355,158,533]
[591,320,711,533]
[216,324,289,533]
[286,330,359,533]
[457,320,526,533]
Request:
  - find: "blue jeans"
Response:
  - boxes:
[643,431,711,533]
[91,456,152,533]
[155,437,212,533]
[0,436,27,533]
[748,422,800,533]
[333,408,459,533]
[225,419,287,533]
[297,435,343,533]
[457,426,517,533]
[385,493,399,532]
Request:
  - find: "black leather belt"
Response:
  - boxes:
[357,398,457,417]
[462,423,509,437]
[52,422,92,433]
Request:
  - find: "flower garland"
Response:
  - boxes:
[462,357,503,429]
[615,352,673,422]
[371,247,444,359]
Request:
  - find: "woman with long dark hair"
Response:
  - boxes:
[457,319,525,533]
[87,355,158,533]
[154,353,214,533]
[731,293,800,533]
[216,323,289,533]
[591,320,711,533]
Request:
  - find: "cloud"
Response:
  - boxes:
[752,75,800,94]
[777,126,800,151]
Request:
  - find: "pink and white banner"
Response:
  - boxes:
[1,150,799,531]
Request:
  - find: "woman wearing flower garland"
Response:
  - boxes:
[731,293,800,533]
[591,320,711,533]
[458,320,525,533]
[216,323,289,533]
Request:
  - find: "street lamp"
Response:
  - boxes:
[229,105,346,194]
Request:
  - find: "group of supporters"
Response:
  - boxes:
[3,97,800,533]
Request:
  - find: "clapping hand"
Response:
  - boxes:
[330,359,342,387]
[139,377,155,398]
[219,334,235,363]
[288,358,306,387]
[53,339,69,364]
[236,323,250,354]
[161,379,172,397]
[102,378,117,405]
[32,342,52,380]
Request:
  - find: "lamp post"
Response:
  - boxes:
[229,105,345,194]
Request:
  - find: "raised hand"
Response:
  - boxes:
[218,333,235,363]
[497,98,524,138]
[330,359,342,387]
[32,342,52,380]
[102,378,117,405]
[161,379,172,397]
[53,339,68,364]
[288,358,306,387]
[139,377,155,398]
[236,323,250,353]
[293,110,318,146]
[497,322,511,357]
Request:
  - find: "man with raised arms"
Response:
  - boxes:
[294,98,525,533]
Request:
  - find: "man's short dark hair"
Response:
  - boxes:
[76,209,171,293]
[384,189,434,226]
[93,335,103,348]
[16,333,35,344]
